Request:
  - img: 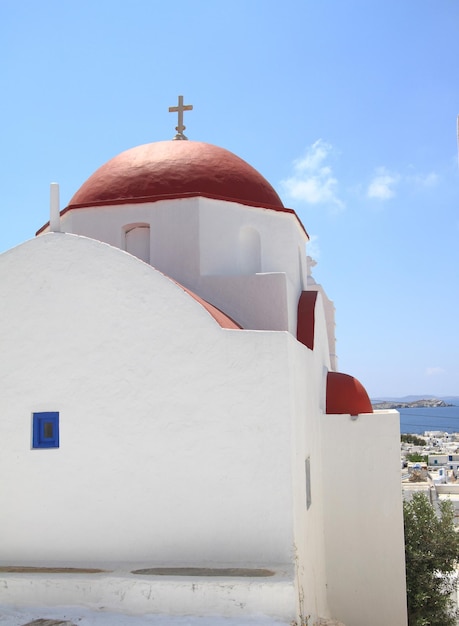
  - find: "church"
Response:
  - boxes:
[0,98,408,626]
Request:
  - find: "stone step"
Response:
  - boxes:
[0,565,296,622]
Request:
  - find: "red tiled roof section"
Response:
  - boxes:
[177,283,242,330]
[326,371,373,415]
[297,291,318,350]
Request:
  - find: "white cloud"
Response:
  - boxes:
[367,167,439,201]
[281,140,344,210]
[425,367,445,377]
[408,171,439,188]
[367,167,400,200]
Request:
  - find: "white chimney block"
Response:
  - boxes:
[50,182,61,233]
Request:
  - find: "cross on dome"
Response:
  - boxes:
[169,95,193,140]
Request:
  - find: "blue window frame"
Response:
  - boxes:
[32,412,59,449]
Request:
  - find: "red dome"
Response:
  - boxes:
[66,140,284,211]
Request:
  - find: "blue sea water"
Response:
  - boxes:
[398,406,459,434]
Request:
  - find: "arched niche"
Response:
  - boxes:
[238,226,261,275]
[124,224,150,264]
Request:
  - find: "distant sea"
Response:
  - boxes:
[399,406,459,434]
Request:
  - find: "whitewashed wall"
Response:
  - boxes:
[197,273,290,331]
[0,234,298,564]
[287,292,331,623]
[320,410,408,626]
[1,230,407,625]
[43,197,308,333]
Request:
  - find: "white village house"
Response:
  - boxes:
[0,99,407,626]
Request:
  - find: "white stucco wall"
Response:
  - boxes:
[320,410,408,626]
[0,234,298,565]
[197,198,307,282]
[307,283,337,371]
[287,293,331,623]
[198,273,289,331]
[2,226,408,625]
[42,197,308,334]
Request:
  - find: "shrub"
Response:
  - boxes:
[404,493,459,625]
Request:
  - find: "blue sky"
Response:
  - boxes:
[1,0,458,398]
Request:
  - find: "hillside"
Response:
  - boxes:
[372,397,455,409]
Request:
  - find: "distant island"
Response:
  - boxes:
[372,398,453,409]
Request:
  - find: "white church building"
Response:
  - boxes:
[0,100,408,625]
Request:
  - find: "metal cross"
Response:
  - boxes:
[169,95,193,140]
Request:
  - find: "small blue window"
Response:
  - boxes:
[32,412,59,449]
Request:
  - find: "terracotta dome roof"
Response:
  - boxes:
[66,140,284,211]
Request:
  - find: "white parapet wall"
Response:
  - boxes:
[320,410,407,626]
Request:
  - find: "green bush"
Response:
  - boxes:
[404,493,459,625]
[406,453,428,464]
[401,434,426,447]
